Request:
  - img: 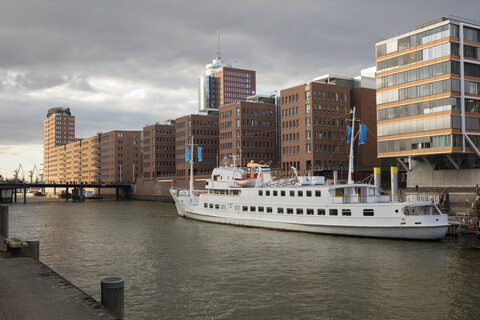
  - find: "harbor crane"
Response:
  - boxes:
[28,164,38,183]
[14,164,25,182]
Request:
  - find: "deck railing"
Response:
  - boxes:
[333,193,439,205]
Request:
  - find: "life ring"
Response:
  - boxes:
[290,179,297,185]
[195,193,200,197]
[398,196,405,203]
[468,220,476,229]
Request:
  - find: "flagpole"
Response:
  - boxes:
[347,107,356,184]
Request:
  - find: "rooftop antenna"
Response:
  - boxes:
[216,29,221,59]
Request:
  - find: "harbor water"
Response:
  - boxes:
[8,198,480,319]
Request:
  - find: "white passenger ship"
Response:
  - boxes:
[171,110,449,240]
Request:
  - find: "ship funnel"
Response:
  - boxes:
[374,167,381,195]
[333,171,338,185]
[390,166,398,201]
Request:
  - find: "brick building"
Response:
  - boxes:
[142,123,176,181]
[175,114,219,187]
[219,99,276,167]
[280,82,350,179]
[43,108,141,185]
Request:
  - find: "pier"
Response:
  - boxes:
[0,182,132,203]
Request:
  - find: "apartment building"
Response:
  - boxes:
[43,108,141,185]
[218,99,276,166]
[43,107,75,182]
[375,17,480,187]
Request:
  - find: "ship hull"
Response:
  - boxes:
[171,194,448,240]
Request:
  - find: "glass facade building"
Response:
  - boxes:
[375,17,480,173]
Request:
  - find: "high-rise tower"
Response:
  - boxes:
[198,31,256,112]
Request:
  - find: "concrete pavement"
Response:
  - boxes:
[0,251,116,320]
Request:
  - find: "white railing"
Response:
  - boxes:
[332,193,439,204]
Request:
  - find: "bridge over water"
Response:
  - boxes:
[0,182,132,203]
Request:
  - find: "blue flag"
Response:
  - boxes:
[198,147,203,162]
[185,147,190,161]
[346,124,351,144]
[359,124,367,145]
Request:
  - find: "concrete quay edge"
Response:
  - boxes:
[0,245,116,320]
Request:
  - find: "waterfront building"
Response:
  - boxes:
[43,108,141,185]
[314,69,381,181]
[43,108,75,182]
[174,114,219,188]
[218,98,277,167]
[142,122,176,180]
[279,70,380,180]
[375,17,480,188]
[198,34,256,112]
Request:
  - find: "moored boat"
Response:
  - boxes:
[170,109,449,240]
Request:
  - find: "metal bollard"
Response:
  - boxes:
[0,204,8,238]
[26,240,40,260]
[101,277,124,319]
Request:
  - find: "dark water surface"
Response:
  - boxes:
[8,198,480,319]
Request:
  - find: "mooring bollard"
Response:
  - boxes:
[26,240,40,260]
[101,277,124,319]
[0,204,8,238]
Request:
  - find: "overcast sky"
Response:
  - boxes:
[0,0,479,179]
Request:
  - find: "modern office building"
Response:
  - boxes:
[218,99,277,167]
[375,17,480,187]
[142,122,176,180]
[175,114,219,187]
[198,42,256,112]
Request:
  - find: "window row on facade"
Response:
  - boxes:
[377,79,460,105]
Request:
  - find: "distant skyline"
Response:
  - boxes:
[1,0,479,178]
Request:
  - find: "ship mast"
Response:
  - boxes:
[347,107,356,184]
[189,135,194,198]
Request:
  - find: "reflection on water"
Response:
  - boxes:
[8,198,480,319]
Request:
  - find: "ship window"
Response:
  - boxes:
[315,190,321,197]
[267,207,273,213]
[306,191,312,197]
[342,209,351,216]
[287,208,294,214]
[329,209,338,216]
[258,190,263,196]
[281,191,286,196]
[209,204,214,209]
[296,208,303,215]
[278,208,284,214]
[250,206,256,212]
[266,190,270,196]
[363,209,374,216]
[307,209,314,215]
[235,205,240,211]
[290,191,295,196]
[298,191,303,197]
[273,190,278,196]
[215,204,220,209]
[242,206,248,212]
[317,209,326,215]
[204,203,208,208]
[258,206,264,212]
[221,204,226,210]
